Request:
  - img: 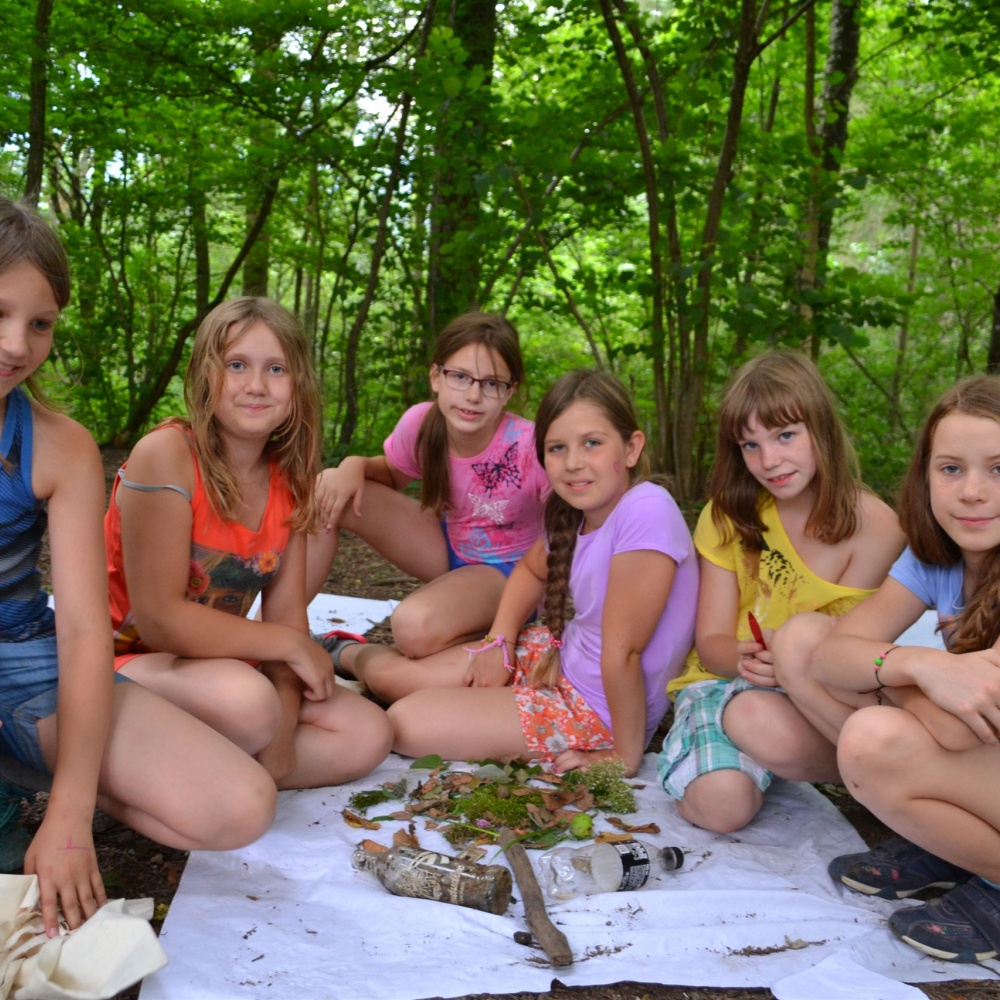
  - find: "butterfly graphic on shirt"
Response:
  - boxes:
[472,443,522,496]
[469,493,510,525]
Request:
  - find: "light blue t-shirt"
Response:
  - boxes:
[889,546,964,636]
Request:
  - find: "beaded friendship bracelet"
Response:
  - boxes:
[872,645,897,705]
[464,633,514,671]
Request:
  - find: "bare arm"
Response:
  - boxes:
[118,431,333,700]
[815,578,1000,747]
[464,539,547,687]
[254,531,321,779]
[692,557,769,681]
[316,454,411,530]
[28,410,112,936]
[556,550,676,777]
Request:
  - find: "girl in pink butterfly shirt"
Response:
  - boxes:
[308,313,548,700]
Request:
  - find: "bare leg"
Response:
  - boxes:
[723,689,840,782]
[839,706,1000,881]
[388,686,536,763]
[38,683,276,851]
[675,770,764,834]
[119,653,281,755]
[306,481,449,601]
[388,565,510,657]
[275,688,393,789]
[343,641,471,704]
[771,612,874,743]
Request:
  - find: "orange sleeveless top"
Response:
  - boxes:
[105,426,295,657]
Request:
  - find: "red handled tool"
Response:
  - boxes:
[747,612,767,650]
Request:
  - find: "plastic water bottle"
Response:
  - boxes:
[352,844,513,915]
[537,838,683,900]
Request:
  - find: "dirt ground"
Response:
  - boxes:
[16,450,999,1000]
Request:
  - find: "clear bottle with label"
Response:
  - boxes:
[537,838,684,900]
[352,844,513,915]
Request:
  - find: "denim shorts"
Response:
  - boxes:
[0,634,129,774]
[442,522,519,577]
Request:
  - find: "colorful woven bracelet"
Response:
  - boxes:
[872,646,897,705]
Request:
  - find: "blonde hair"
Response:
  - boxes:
[168,297,320,532]
[416,312,525,517]
[898,375,1000,653]
[707,350,860,551]
[528,369,648,687]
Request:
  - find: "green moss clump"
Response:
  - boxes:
[347,777,409,814]
[458,785,544,828]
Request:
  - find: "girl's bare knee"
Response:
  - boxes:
[386,699,429,758]
[201,770,277,850]
[222,675,282,754]
[389,603,439,659]
[678,772,763,834]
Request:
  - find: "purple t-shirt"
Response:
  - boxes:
[561,481,698,743]
[383,402,548,566]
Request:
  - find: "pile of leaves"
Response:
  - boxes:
[344,756,661,849]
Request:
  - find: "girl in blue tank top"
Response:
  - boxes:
[0,197,277,938]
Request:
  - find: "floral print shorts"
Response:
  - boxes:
[509,624,614,762]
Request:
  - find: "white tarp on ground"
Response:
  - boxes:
[140,604,1000,999]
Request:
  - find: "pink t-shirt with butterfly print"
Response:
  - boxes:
[383,402,549,567]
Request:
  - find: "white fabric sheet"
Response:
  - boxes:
[140,608,1000,998]
[140,755,999,998]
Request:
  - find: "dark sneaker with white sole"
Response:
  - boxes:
[828,837,971,900]
[889,879,1000,963]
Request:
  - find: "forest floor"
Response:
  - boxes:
[16,449,999,1000]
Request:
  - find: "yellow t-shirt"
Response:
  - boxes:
[666,496,874,697]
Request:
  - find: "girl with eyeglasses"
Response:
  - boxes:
[308,312,548,701]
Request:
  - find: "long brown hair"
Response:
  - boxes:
[898,375,1000,653]
[0,198,70,407]
[168,297,320,532]
[529,369,648,687]
[415,312,525,517]
[707,350,860,551]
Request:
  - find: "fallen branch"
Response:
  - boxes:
[499,830,572,967]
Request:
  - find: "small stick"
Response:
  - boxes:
[499,830,573,967]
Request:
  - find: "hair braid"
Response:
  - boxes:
[528,494,581,687]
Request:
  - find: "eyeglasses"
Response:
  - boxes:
[439,368,514,400]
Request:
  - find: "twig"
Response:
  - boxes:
[499,830,573,967]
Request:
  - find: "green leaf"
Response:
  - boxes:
[410,754,446,770]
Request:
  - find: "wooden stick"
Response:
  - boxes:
[499,830,573,967]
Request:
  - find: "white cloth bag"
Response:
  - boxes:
[0,874,167,1000]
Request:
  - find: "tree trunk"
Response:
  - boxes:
[425,0,496,339]
[24,0,54,208]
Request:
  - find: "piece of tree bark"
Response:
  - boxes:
[499,830,572,968]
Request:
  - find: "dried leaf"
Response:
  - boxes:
[359,838,387,853]
[392,827,420,849]
[342,809,381,830]
[606,816,661,835]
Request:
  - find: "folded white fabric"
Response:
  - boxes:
[771,952,927,1000]
[0,874,167,1000]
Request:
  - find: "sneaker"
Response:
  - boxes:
[889,878,1000,963]
[317,629,368,678]
[0,780,32,874]
[829,837,971,899]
